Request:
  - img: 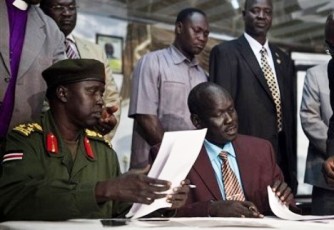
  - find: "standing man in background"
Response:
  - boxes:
[0,0,65,139]
[319,12,334,215]
[300,13,334,215]
[300,62,332,214]
[40,0,121,141]
[128,8,209,169]
[209,0,297,193]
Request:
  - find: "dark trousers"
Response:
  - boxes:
[277,131,298,195]
[312,186,334,215]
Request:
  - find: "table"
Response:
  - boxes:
[1,217,333,230]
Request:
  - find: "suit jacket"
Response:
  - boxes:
[209,35,297,193]
[300,63,333,189]
[181,135,284,216]
[74,36,121,141]
[0,3,65,132]
[150,134,285,216]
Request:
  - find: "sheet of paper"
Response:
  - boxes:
[267,186,334,221]
[126,128,207,219]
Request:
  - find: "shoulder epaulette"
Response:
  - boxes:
[13,123,43,136]
[85,129,112,148]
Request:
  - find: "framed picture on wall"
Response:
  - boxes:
[96,34,123,74]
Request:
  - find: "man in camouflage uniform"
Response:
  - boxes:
[0,59,189,221]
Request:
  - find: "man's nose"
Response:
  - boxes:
[223,113,233,123]
[97,95,104,105]
[257,10,265,18]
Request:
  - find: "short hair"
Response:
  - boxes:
[188,82,231,117]
[45,86,57,100]
[39,0,51,10]
[325,12,334,37]
[175,8,206,24]
[40,0,77,11]
[244,0,273,10]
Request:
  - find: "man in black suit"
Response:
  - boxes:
[209,0,297,194]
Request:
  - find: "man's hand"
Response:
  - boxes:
[95,165,171,204]
[96,105,118,135]
[208,200,263,218]
[167,179,191,209]
[271,180,294,205]
[323,156,334,186]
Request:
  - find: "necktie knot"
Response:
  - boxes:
[219,151,228,161]
[65,38,79,59]
[65,38,72,47]
[260,47,267,56]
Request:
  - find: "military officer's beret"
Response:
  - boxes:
[42,59,105,88]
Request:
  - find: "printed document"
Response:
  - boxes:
[126,129,207,219]
[267,186,334,221]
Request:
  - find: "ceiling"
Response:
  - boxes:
[78,0,334,52]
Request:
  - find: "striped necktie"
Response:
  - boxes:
[260,47,282,131]
[65,38,79,59]
[219,151,245,201]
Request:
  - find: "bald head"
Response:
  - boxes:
[188,82,232,117]
[188,82,238,145]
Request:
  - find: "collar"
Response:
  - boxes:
[169,44,199,67]
[66,34,76,43]
[12,0,28,11]
[244,32,270,54]
[42,111,95,160]
[204,139,236,161]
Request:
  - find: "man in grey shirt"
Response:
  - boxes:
[128,8,209,169]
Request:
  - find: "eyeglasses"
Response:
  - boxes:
[50,4,78,12]
[325,40,334,56]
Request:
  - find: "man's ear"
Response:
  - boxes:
[56,85,68,103]
[242,10,246,19]
[175,21,183,35]
[191,114,202,129]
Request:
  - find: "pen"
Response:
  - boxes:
[189,184,196,188]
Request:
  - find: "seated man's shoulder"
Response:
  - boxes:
[236,134,272,147]
[85,129,113,149]
[12,122,43,137]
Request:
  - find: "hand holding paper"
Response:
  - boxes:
[126,129,207,219]
[267,186,334,221]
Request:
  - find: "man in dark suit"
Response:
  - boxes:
[151,82,295,217]
[209,0,297,194]
[322,12,334,215]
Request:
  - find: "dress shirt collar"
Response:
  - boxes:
[12,0,28,11]
[169,44,200,67]
[66,34,76,43]
[244,32,270,55]
[204,139,236,161]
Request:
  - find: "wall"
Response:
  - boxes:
[74,13,132,172]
